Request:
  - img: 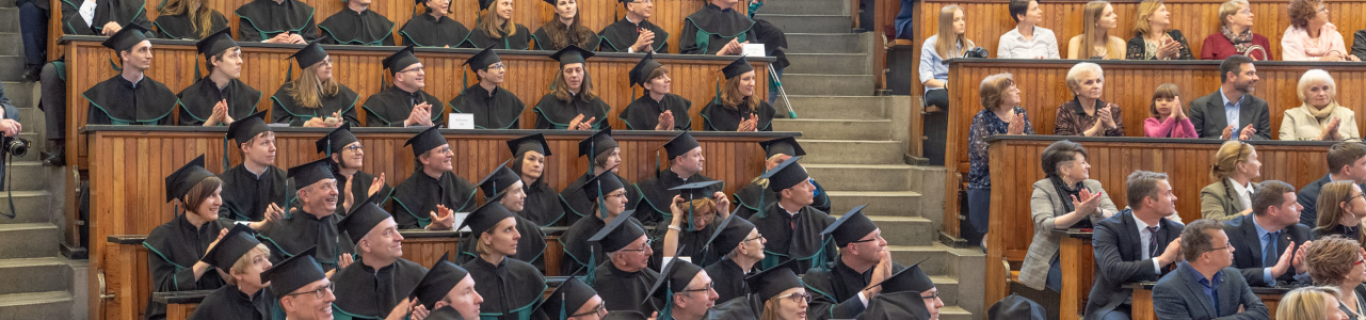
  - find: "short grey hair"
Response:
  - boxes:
[1065,62,1104,93]
[1296,69,1336,103]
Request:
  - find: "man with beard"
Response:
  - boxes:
[1189,55,1270,140]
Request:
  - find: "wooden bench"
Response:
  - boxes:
[1059,230,1095,320]
[1130,282,1285,320]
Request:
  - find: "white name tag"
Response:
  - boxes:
[448,113,474,130]
[453,212,470,232]
[741,43,767,58]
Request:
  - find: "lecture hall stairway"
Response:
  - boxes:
[764,0,984,319]
[0,0,86,318]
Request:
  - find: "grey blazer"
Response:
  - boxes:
[1018,179,1118,290]
[1200,180,1251,222]
[1152,265,1269,320]
[1188,90,1272,140]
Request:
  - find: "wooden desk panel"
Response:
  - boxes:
[1059,231,1094,320]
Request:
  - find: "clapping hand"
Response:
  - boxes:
[655,110,676,131]
[1321,118,1342,141]
[634,30,656,52]
[408,102,434,127]
[426,205,454,230]
[1170,98,1187,120]
[1007,110,1026,134]
[737,117,759,132]
[1238,124,1256,141]
[367,173,387,197]
[1071,189,1104,216]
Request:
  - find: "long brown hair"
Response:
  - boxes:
[551,66,597,101]
[287,63,341,109]
[159,0,215,39]
[1314,182,1366,244]
[1080,1,1123,59]
[721,74,759,112]
[545,7,597,50]
[477,0,518,39]
[934,5,972,59]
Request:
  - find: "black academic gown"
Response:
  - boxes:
[531,24,603,51]
[176,78,263,126]
[217,164,288,221]
[461,25,533,50]
[362,85,445,127]
[597,18,669,53]
[521,180,565,227]
[704,297,759,320]
[802,257,907,320]
[558,215,644,275]
[318,8,395,46]
[703,258,750,304]
[532,93,610,130]
[153,10,230,39]
[748,204,836,274]
[620,94,692,130]
[634,171,723,227]
[593,261,661,316]
[186,285,284,320]
[83,75,178,125]
[449,85,526,129]
[270,82,361,127]
[399,14,470,47]
[259,208,348,272]
[734,180,830,220]
[700,99,774,132]
[455,215,546,274]
[856,291,928,320]
[462,257,547,320]
[426,306,467,320]
[334,169,393,217]
[234,0,320,42]
[332,258,428,320]
[648,217,720,270]
[390,171,478,229]
[558,172,639,226]
[61,0,152,36]
[143,215,234,320]
[680,3,757,55]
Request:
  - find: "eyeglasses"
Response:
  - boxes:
[921,291,940,300]
[682,282,714,293]
[489,63,507,70]
[401,66,426,73]
[343,144,364,152]
[850,232,883,244]
[618,239,653,253]
[1207,241,1234,253]
[783,292,812,303]
[286,282,335,299]
[743,234,766,243]
[570,302,608,317]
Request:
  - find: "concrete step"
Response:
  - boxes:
[826,191,922,218]
[0,257,71,295]
[4,81,38,110]
[782,73,874,96]
[799,139,903,164]
[928,275,962,306]
[0,291,74,320]
[0,0,14,7]
[0,223,58,259]
[773,118,892,140]
[754,0,848,16]
[785,53,869,75]
[873,216,936,246]
[888,243,985,278]
[7,162,47,191]
[0,56,22,82]
[786,33,866,54]
[0,191,55,224]
[0,8,16,34]
[752,14,850,34]
[779,95,886,120]
[18,107,43,134]
[938,306,974,320]
[805,163,912,192]
[0,33,19,57]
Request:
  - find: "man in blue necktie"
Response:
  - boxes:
[1221,180,1313,287]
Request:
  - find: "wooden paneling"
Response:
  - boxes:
[63,38,771,167]
[1059,233,1093,320]
[165,303,197,320]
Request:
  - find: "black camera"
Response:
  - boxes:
[2,137,29,158]
[964,47,989,58]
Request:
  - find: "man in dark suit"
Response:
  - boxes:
[1223,180,1312,287]
[1297,142,1366,226]
[1153,219,1270,320]
[1084,171,1186,320]
[1188,55,1271,140]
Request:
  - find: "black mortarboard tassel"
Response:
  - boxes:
[644,246,704,320]
[338,200,393,245]
[869,258,934,294]
[477,0,496,10]
[669,180,723,231]
[820,204,877,248]
[195,28,238,59]
[581,171,624,203]
[102,24,151,52]
[721,56,753,79]
[549,45,595,67]
[578,128,618,160]
[288,158,336,190]
[629,51,663,87]
[201,224,262,269]
[316,123,358,157]
[165,155,216,203]
[744,259,803,303]
[759,137,805,158]
[539,271,599,320]
[478,163,521,198]
[702,213,757,257]
[405,125,447,157]
[507,133,552,158]
[761,156,808,192]
[587,209,644,253]
[464,45,502,72]
[383,45,422,76]
[287,41,329,70]
[410,252,471,310]
[261,246,326,297]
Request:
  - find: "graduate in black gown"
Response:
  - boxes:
[459,200,548,320]
[588,209,660,316]
[177,29,263,126]
[647,249,756,320]
[747,156,835,274]
[144,155,235,320]
[259,158,349,273]
[540,273,607,320]
[317,0,395,46]
[597,0,669,53]
[261,247,336,320]
[186,225,285,320]
[400,0,470,47]
[745,260,808,320]
[635,132,723,227]
[801,205,906,320]
[84,25,178,126]
[152,0,229,39]
[458,165,547,273]
[733,137,829,219]
[234,0,319,43]
[390,126,478,229]
[533,46,610,130]
[60,0,152,35]
[560,128,639,226]
[531,0,602,51]
[448,46,526,129]
[363,45,445,127]
[410,253,482,320]
[700,57,774,132]
[700,214,764,304]
[271,41,361,127]
[652,181,728,270]
[461,0,531,49]
[217,111,288,222]
[856,263,940,320]
[560,171,643,275]
[620,52,692,131]
[331,200,429,320]
[679,0,756,55]
[317,124,392,217]
[507,134,566,226]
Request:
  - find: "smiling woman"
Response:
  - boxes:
[1280,69,1361,142]
[144,155,235,320]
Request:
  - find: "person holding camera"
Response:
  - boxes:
[0,83,20,139]
[919,4,973,114]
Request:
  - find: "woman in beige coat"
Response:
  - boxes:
[1280,69,1361,142]
[1200,141,1263,221]
[1020,140,1119,293]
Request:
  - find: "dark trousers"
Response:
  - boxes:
[964,187,990,246]
[40,63,65,141]
[925,89,950,109]
[18,1,48,67]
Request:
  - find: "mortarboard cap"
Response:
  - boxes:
[405,125,448,157]
[227,111,271,145]
[287,41,329,70]
[316,123,358,156]
[629,51,663,87]
[262,246,326,297]
[579,128,618,160]
[662,132,700,160]
[587,210,644,253]
[165,155,216,202]
[195,28,238,59]
[644,246,705,306]
[102,24,150,52]
[478,163,521,198]
[987,294,1048,320]
[410,252,471,310]
[338,200,393,245]
[759,137,805,158]
[465,45,502,72]
[821,204,878,247]
[288,158,336,189]
[870,258,935,294]
[721,56,753,79]
[383,45,422,76]
[670,181,722,200]
[744,260,803,303]
[702,213,757,256]
[540,272,600,320]
[508,133,552,158]
[580,171,625,203]
[477,0,496,10]
[761,156,808,192]
[456,199,517,235]
[549,45,595,67]
[200,224,262,270]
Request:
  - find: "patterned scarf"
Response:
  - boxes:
[1221,25,1255,56]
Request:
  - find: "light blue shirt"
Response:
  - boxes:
[1220,87,1243,140]
[1251,217,1311,285]
[1133,215,1162,274]
[919,35,963,94]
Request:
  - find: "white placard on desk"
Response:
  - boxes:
[741,43,767,58]
[449,113,474,129]
[453,212,470,232]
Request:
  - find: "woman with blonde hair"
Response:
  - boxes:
[964,72,1034,245]
[1302,236,1363,319]
[1143,84,1197,138]
[1067,1,1125,59]
[459,200,547,320]
[1279,286,1349,320]
[462,0,532,49]
[1126,0,1192,60]
[1281,69,1361,141]
[532,0,601,51]
[701,56,776,131]
[153,0,229,39]
[1201,0,1273,60]
[919,4,972,113]
[1199,141,1262,221]
[1313,182,1366,242]
[1283,0,1358,61]
[270,42,359,127]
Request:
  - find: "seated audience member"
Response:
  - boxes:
[560,171,642,275]
[1084,170,1184,320]
[390,126,477,229]
[598,0,669,53]
[701,56,775,132]
[746,260,810,320]
[218,112,287,222]
[177,29,262,127]
[505,134,565,226]
[586,209,660,316]
[636,132,722,226]
[331,201,426,319]
[1299,142,1366,226]
[1312,182,1366,241]
[187,225,283,319]
[1282,0,1359,62]
[998,0,1059,59]
[411,253,484,320]
[858,262,944,320]
[698,214,761,303]
[271,42,361,127]
[1281,69,1360,142]
[318,124,391,216]
[86,25,177,126]
[966,73,1034,245]
[986,294,1049,320]
[1224,180,1312,287]
[1020,141,1118,294]
[1201,0,1272,60]
[540,276,606,320]
[450,46,526,129]
[146,156,237,320]
[1354,29,1366,61]
[363,46,444,127]
[919,5,971,113]
[1067,1,1125,59]
[153,0,228,39]
[1277,286,1350,320]
[560,129,640,225]
[462,0,532,49]
[1126,0,1192,60]
[1055,63,1124,137]
[459,200,547,320]
[620,52,692,130]
[748,157,836,274]
[680,0,755,55]
[534,46,610,130]
[734,137,831,219]
[1303,236,1366,318]
[1190,55,1270,140]
[234,0,317,43]
[459,165,547,272]
[656,182,729,269]
[399,0,470,47]
[317,0,394,46]
[803,205,903,320]
[533,0,601,51]
[262,247,338,320]
[1153,219,1270,320]
[645,254,752,320]
[261,159,349,273]
[1200,141,1262,221]
[1144,84,1197,138]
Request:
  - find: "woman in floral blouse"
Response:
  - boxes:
[965,72,1035,246]
[1055,62,1124,136]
